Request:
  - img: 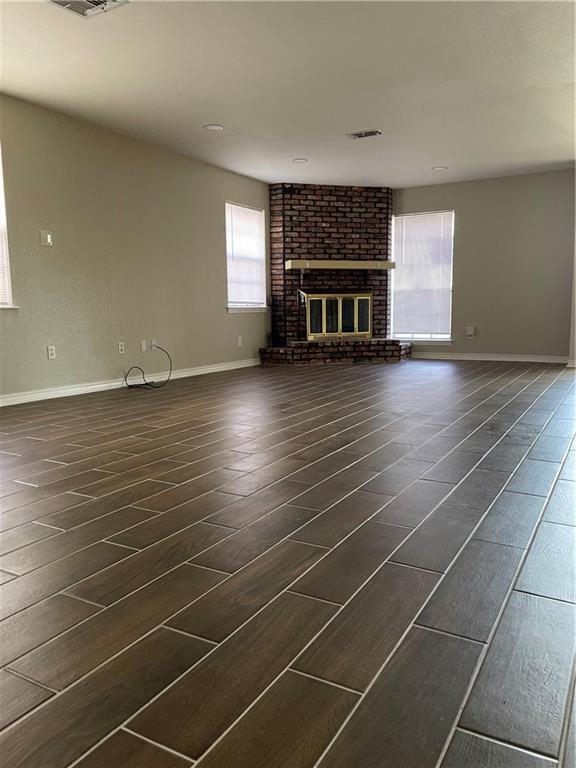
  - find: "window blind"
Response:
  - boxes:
[225,202,266,308]
[0,144,13,307]
[392,211,454,340]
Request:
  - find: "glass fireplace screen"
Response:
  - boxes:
[302,292,372,341]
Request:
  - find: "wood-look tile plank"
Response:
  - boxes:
[423,450,481,483]
[207,479,309,528]
[291,467,377,511]
[515,522,575,602]
[0,670,53,730]
[67,523,233,606]
[442,730,556,768]
[72,460,182,497]
[0,491,85,532]
[478,439,531,472]
[390,503,484,572]
[0,569,15,583]
[461,591,575,757]
[41,480,171,529]
[0,593,101,666]
[318,627,482,768]
[0,521,58,556]
[219,458,307,495]
[506,459,560,497]
[199,670,358,768]
[131,592,337,759]
[0,628,211,768]
[15,451,129,485]
[289,451,359,484]
[444,468,510,511]
[291,490,391,548]
[473,491,545,549]
[192,504,319,573]
[372,479,454,528]
[341,443,410,473]
[0,506,156,574]
[560,451,576,480]
[75,730,191,768]
[408,435,467,462]
[111,491,241,548]
[0,470,111,513]
[169,539,325,641]
[295,562,439,690]
[543,480,576,526]
[12,564,224,689]
[528,435,572,463]
[134,469,245,512]
[292,522,409,604]
[149,450,250,485]
[417,539,523,641]
[361,458,435,496]
[0,542,131,620]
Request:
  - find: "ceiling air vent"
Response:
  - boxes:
[346,129,382,140]
[48,0,127,17]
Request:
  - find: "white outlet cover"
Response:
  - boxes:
[40,230,53,247]
[140,340,147,353]
[47,345,56,360]
[118,342,125,354]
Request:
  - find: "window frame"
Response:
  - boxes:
[390,209,454,342]
[225,201,267,312]
[0,143,16,310]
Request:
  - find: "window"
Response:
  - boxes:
[225,202,266,309]
[391,210,454,340]
[0,144,14,308]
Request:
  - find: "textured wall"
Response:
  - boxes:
[269,183,393,344]
[0,96,269,396]
[395,171,575,359]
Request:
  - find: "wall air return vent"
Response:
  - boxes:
[346,129,382,140]
[48,0,127,17]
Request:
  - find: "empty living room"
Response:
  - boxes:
[0,1,574,766]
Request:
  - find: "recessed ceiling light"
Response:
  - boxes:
[292,158,308,164]
[203,124,225,132]
[432,165,448,171]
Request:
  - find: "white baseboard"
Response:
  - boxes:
[0,358,260,408]
[412,351,570,364]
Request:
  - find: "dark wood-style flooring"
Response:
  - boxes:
[0,360,574,767]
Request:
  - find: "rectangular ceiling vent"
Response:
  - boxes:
[48,0,127,17]
[346,129,383,140]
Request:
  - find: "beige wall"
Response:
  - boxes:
[0,96,269,397]
[395,170,575,359]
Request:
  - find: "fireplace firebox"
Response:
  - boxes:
[300,291,372,341]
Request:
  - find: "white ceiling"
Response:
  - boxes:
[1,0,574,187]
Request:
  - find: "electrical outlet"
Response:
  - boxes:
[47,345,56,360]
[140,340,147,353]
[465,325,476,339]
[237,335,243,347]
[118,341,125,355]
[40,230,54,247]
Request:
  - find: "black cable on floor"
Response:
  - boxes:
[123,344,173,389]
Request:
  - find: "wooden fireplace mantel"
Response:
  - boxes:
[285,259,395,271]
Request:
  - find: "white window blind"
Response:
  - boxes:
[225,202,266,308]
[0,144,13,307]
[391,211,454,340]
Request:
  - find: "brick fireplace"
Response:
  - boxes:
[260,183,411,365]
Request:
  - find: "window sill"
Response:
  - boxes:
[0,305,19,310]
[227,306,269,314]
[403,339,453,345]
